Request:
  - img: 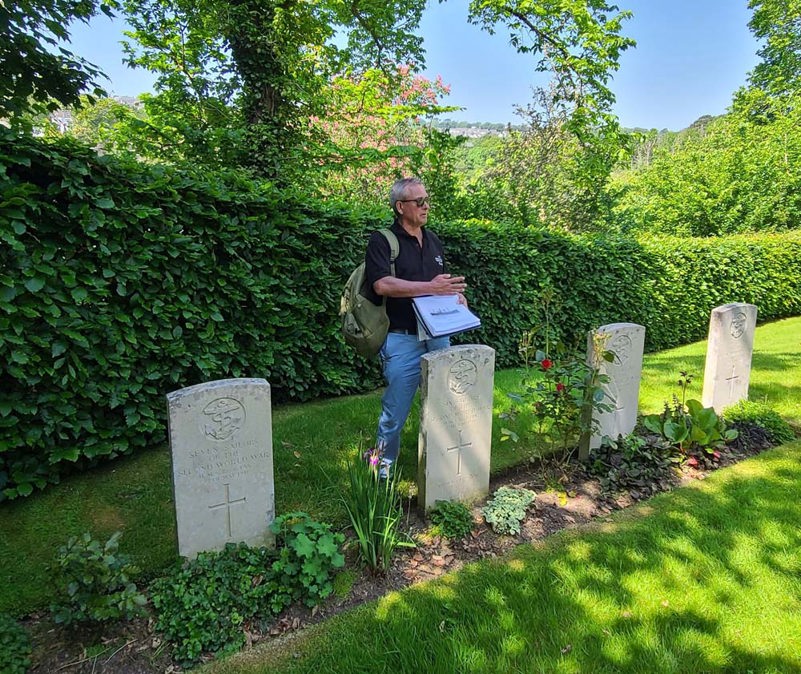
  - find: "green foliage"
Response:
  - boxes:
[723,400,796,445]
[742,0,801,102]
[467,0,634,146]
[152,516,343,667]
[0,130,383,499]
[3,132,801,499]
[311,68,460,211]
[151,543,282,666]
[341,448,414,572]
[269,512,346,607]
[643,373,738,455]
[501,334,613,456]
[612,2,801,237]
[481,486,536,536]
[120,0,429,177]
[0,613,31,674]
[612,100,801,235]
[454,88,634,232]
[0,0,112,124]
[589,433,677,495]
[49,531,146,626]
[65,95,150,157]
[429,500,474,540]
[114,0,637,184]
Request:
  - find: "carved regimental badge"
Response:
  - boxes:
[448,358,478,395]
[730,312,747,339]
[609,334,633,365]
[202,397,245,441]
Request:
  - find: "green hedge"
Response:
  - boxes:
[2,131,801,500]
[438,223,801,355]
[0,132,385,498]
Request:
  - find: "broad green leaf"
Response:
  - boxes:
[71,288,88,302]
[24,277,45,293]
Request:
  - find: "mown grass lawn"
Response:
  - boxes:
[202,442,801,674]
[0,317,799,619]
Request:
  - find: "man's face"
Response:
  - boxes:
[396,183,430,228]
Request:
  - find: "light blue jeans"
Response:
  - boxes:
[376,332,450,466]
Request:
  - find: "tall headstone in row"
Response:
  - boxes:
[701,303,758,413]
[418,345,495,512]
[580,323,646,460]
[166,378,275,558]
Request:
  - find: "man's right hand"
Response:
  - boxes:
[429,274,466,295]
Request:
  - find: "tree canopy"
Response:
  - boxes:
[0,0,114,124]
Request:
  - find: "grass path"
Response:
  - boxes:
[0,317,799,616]
[203,442,801,674]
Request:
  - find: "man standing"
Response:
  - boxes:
[365,177,467,477]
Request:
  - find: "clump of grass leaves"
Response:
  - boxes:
[341,448,414,572]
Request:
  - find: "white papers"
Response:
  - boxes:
[412,295,481,338]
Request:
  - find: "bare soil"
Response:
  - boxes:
[23,425,775,674]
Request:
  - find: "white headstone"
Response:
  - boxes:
[584,323,646,455]
[166,378,275,558]
[701,303,758,413]
[418,345,495,512]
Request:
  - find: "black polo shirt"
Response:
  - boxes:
[365,221,447,332]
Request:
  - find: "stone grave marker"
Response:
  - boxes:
[418,345,495,512]
[701,303,758,412]
[166,378,275,558]
[580,323,646,460]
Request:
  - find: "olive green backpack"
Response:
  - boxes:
[340,229,399,358]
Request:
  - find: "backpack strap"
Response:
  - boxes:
[379,228,399,277]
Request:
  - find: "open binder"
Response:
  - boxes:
[412,295,481,338]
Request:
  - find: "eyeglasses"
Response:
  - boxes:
[397,196,431,207]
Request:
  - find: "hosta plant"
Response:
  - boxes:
[643,372,738,455]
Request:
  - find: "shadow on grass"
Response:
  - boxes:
[254,446,801,674]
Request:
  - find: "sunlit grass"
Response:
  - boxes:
[639,316,801,423]
[202,443,801,674]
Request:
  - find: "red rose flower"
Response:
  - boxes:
[556,382,566,393]
[541,359,553,370]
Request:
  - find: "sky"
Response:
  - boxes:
[67,0,761,131]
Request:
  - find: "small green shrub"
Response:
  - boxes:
[501,338,613,456]
[481,487,536,536]
[50,531,146,626]
[270,512,346,606]
[643,372,738,455]
[723,400,795,445]
[0,613,31,674]
[151,543,280,666]
[589,433,678,495]
[152,513,345,667]
[341,448,414,572]
[429,500,474,540]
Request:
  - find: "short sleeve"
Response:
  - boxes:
[365,231,392,289]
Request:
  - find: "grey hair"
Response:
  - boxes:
[390,177,424,215]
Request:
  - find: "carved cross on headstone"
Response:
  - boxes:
[446,430,472,476]
[208,483,246,539]
[725,363,741,397]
